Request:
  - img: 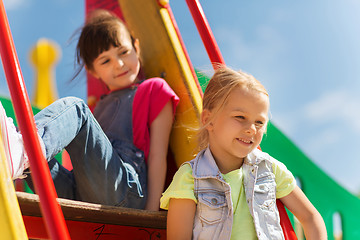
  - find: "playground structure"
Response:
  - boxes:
[0,0,359,239]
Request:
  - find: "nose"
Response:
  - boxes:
[245,123,256,135]
[115,57,124,68]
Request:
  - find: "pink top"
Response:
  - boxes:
[132,78,179,161]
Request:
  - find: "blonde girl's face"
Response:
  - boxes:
[203,86,269,172]
[89,32,141,91]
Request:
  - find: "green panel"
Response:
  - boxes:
[195,69,209,93]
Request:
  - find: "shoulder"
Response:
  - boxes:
[165,164,194,195]
[136,78,178,101]
[138,77,171,91]
[250,148,284,166]
[248,149,292,178]
[177,163,193,177]
[247,148,273,166]
[256,149,290,172]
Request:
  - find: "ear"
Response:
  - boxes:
[201,109,214,131]
[133,38,140,57]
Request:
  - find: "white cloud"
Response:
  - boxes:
[255,25,288,56]
[305,128,339,154]
[3,0,28,10]
[214,27,251,63]
[272,89,360,194]
[273,89,360,134]
[304,89,360,133]
[214,23,288,67]
[271,88,360,167]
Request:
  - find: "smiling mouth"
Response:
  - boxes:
[116,71,129,78]
[237,138,253,144]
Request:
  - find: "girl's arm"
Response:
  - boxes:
[145,101,173,211]
[280,186,327,240]
[167,198,196,239]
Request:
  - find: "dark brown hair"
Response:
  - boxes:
[74,9,136,78]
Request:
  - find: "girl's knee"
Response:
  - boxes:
[60,97,85,106]
[41,97,88,117]
[56,97,88,111]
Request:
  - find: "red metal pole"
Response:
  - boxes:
[0,1,70,239]
[185,1,297,239]
[185,0,225,66]
[277,200,298,240]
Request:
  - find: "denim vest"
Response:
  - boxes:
[94,86,147,209]
[187,148,284,240]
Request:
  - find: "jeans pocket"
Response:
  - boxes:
[114,141,145,172]
[198,192,226,224]
[114,140,147,196]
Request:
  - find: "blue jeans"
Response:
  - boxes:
[27,97,147,209]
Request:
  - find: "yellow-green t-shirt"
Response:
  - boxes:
[160,160,296,240]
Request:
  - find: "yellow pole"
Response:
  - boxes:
[30,38,60,108]
[0,131,28,239]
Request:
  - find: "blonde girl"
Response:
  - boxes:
[161,66,326,239]
[0,9,179,211]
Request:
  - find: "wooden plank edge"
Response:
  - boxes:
[16,191,167,229]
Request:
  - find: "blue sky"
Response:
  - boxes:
[1,0,360,196]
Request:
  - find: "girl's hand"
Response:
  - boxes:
[167,198,196,240]
[280,186,327,240]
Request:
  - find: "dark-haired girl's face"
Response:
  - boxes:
[89,33,140,90]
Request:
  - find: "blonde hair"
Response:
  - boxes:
[198,65,269,151]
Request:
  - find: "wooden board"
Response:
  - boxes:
[17,192,167,239]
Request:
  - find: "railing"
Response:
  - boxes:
[0,0,70,239]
